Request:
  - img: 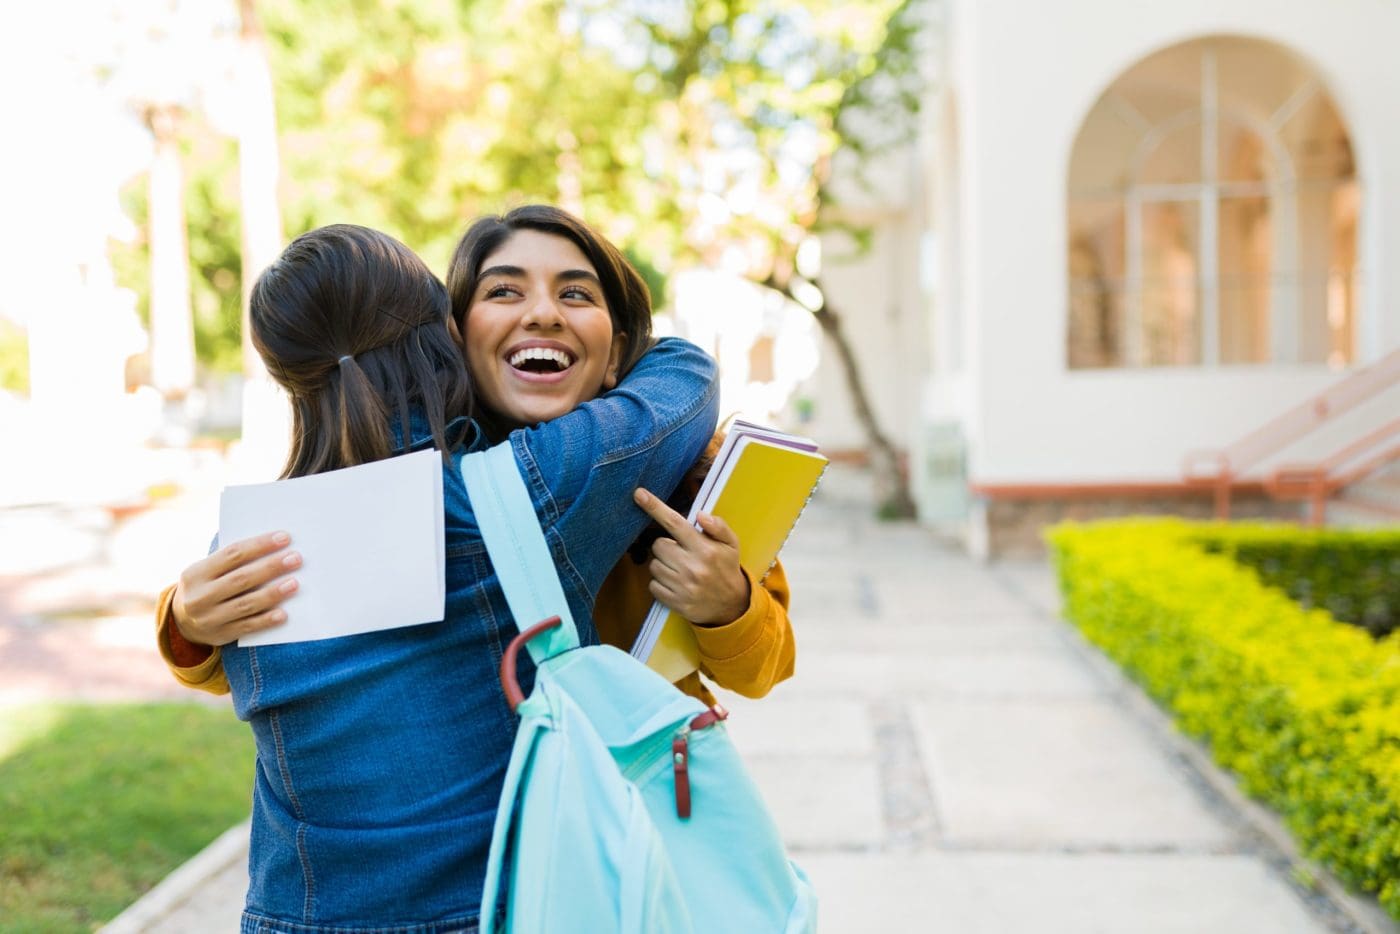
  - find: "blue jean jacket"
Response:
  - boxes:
[222,337,719,933]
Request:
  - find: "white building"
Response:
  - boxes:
[805,0,1400,554]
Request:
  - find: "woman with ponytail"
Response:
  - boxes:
[156,221,720,931]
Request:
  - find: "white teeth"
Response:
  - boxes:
[508,347,574,370]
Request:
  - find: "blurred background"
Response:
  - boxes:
[2,0,1399,926]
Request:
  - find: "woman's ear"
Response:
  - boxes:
[601,333,627,390]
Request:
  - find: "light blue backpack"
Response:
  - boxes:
[462,443,817,934]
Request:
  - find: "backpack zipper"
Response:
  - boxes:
[672,704,728,820]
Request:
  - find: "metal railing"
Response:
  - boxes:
[1264,417,1400,524]
[1182,347,1400,518]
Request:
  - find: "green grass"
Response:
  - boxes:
[0,703,255,933]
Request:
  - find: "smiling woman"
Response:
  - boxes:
[446,205,655,434]
[463,229,627,426]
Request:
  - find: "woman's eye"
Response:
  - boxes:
[484,283,520,299]
[561,286,595,302]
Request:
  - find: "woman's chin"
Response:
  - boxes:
[499,397,577,427]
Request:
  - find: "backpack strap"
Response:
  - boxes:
[461,441,580,662]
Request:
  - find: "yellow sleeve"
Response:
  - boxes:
[154,584,231,696]
[692,560,796,699]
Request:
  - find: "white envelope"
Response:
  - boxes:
[220,448,446,646]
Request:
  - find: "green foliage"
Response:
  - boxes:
[1200,527,1400,638]
[0,702,255,931]
[262,0,656,273]
[1049,519,1400,920]
[109,0,923,376]
[0,316,29,395]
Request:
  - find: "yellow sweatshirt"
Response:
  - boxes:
[155,557,794,708]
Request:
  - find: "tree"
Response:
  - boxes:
[574,0,929,515]
[117,0,928,511]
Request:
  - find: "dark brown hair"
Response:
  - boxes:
[250,224,472,478]
[445,205,655,384]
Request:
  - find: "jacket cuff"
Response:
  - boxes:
[156,584,221,681]
[691,567,771,662]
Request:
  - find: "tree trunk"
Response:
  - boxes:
[235,0,290,474]
[766,275,918,519]
[146,105,196,399]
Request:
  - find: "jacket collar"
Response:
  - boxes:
[390,410,479,454]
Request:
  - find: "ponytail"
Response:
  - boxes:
[251,225,472,479]
[334,355,392,469]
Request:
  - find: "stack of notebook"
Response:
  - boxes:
[631,420,829,681]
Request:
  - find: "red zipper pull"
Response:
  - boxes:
[672,732,691,819]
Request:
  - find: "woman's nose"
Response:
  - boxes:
[521,294,566,329]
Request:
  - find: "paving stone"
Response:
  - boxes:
[713,694,875,758]
[922,650,1110,699]
[775,647,1108,701]
[793,619,1067,655]
[912,698,1235,849]
[798,851,1327,934]
[746,755,884,849]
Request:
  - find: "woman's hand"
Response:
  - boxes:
[633,488,750,625]
[171,532,301,646]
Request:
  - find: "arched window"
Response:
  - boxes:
[1067,36,1358,369]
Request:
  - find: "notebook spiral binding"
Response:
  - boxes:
[757,461,828,586]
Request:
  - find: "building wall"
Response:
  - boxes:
[937,0,1400,485]
[794,145,931,455]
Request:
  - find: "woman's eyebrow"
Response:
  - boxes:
[478,264,525,280]
[556,269,602,288]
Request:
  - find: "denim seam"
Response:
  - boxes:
[268,710,315,920]
[548,530,590,635]
[296,822,316,922]
[249,646,263,708]
[594,375,718,468]
[510,435,558,525]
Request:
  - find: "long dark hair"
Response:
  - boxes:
[251,224,472,478]
[445,205,655,384]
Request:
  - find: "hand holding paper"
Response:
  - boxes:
[173,531,302,646]
[219,449,447,646]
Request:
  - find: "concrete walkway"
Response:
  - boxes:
[103,471,1388,933]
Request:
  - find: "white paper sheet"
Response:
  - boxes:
[220,448,446,646]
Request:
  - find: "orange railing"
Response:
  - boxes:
[1182,348,1400,518]
[1265,417,1400,525]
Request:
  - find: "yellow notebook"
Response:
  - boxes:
[631,423,828,682]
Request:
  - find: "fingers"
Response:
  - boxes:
[632,488,700,544]
[204,531,293,580]
[178,575,298,646]
[231,603,292,639]
[195,546,303,609]
[175,535,301,646]
[648,536,686,574]
[695,513,739,547]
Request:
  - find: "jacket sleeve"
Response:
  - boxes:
[693,559,796,699]
[513,337,720,596]
[154,584,231,696]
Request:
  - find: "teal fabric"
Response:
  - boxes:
[463,443,817,934]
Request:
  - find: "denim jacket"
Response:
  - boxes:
[223,337,719,933]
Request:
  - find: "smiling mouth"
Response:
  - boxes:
[507,347,576,374]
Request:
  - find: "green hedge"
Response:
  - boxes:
[1048,519,1400,920]
[1200,529,1400,638]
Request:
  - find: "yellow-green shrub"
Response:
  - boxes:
[1203,527,1400,637]
[1048,520,1400,918]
